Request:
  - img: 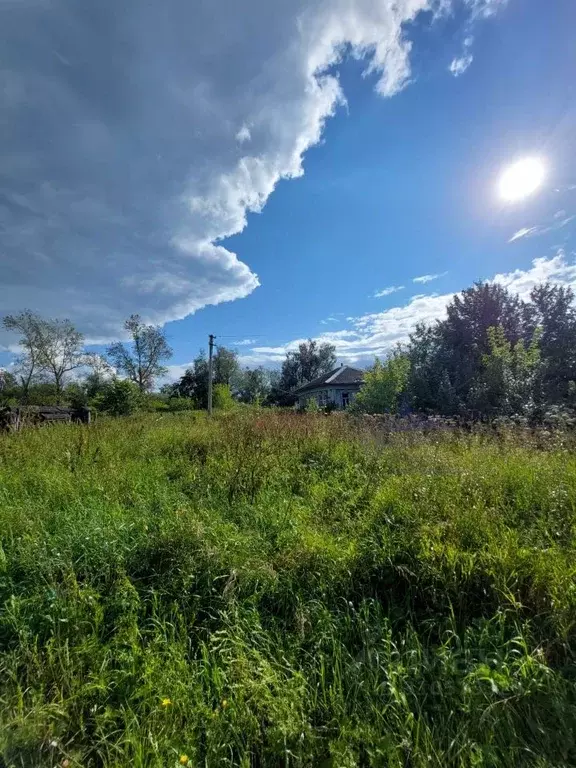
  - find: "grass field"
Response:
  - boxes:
[1,411,576,767]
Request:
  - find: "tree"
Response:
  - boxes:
[3,311,86,403]
[213,346,240,388]
[171,346,239,409]
[270,339,337,405]
[406,323,445,413]
[35,318,86,402]
[107,314,172,393]
[351,353,410,414]
[439,282,532,413]
[0,369,19,406]
[173,352,209,407]
[83,353,114,399]
[236,367,272,404]
[469,325,542,417]
[530,283,576,403]
[2,311,43,402]
[404,283,534,416]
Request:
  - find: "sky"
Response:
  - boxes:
[1,0,575,378]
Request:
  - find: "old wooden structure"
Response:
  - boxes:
[0,406,91,432]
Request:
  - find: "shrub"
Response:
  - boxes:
[167,396,196,412]
[213,383,235,410]
[351,353,410,414]
[97,379,142,416]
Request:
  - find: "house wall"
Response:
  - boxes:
[297,385,361,410]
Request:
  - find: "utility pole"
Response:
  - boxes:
[207,334,215,415]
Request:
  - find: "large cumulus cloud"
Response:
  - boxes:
[1,0,496,341]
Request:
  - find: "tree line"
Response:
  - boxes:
[0,312,173,414]
[354,281,576,422]
[2,279,576,420]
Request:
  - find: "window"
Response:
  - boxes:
[341,392,350,408]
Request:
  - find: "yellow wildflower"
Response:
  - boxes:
[161,697,172,707]
[221,699,228,709]
[179,755,189,766]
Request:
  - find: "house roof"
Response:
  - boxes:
[293,365,365,394]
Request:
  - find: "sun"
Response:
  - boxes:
[498,157,546,202]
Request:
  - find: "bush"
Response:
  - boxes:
[213,383,235,410]
[97,379,142,416]
[166,396,196,412]
[64,382,89,409]
[351,353,410,414]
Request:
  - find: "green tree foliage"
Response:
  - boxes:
[236,367,272,404]
[0,370,19,406]
[407,282,541,416]
[530,284,576,403]
[2,311,42,402]
[173,352,209,406]
[3,311,86,402]
[171,346,239,409]
[213,346,240,388]
[351,353,410,414]
[270,339,336,405]
[98,379,142,416]
[107,315,172,393]
[470,326,542,417]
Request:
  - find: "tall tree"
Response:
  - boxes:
[271,339,337,405]
[174,352,209,407]
[3,311,86,402]
[35,318,86,402]
[2,310,43,402]
[469,325,542,417]
[530,283,576,403]
[406,283,533,415]
[236,367,272,404]
[107,314,172,392]
[213,346,240,388]
[171,346,239,408]
[83,353,114,399]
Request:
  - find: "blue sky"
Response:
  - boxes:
[1,0,575,377]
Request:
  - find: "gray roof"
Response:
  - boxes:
[293,365,365,394]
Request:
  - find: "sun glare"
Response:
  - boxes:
[498,157,546,202]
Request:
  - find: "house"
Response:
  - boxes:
[294,365,365,410]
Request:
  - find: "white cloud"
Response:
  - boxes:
[449,54,473,77]
[243,254,576,366]
[468,0,507,18]
[508,214,575,243]
[508,227,539,243]
[374,285,405,297]
[492,252,576,299]
[447,0,506,78]
[232,338,257,346]
[0,0,503,344]
[413,271,447,283]
[236,125,252,144]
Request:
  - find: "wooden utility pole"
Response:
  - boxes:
[207,334,215,415]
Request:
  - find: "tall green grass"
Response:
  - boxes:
[1,412,576,766]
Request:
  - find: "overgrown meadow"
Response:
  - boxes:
[1,412,576,767]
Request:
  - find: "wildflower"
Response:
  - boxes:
[221,699,228,709]
[161,697,172,707]
[179,755,189,765]
[49,740,58,748]
[61,760,70,768]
